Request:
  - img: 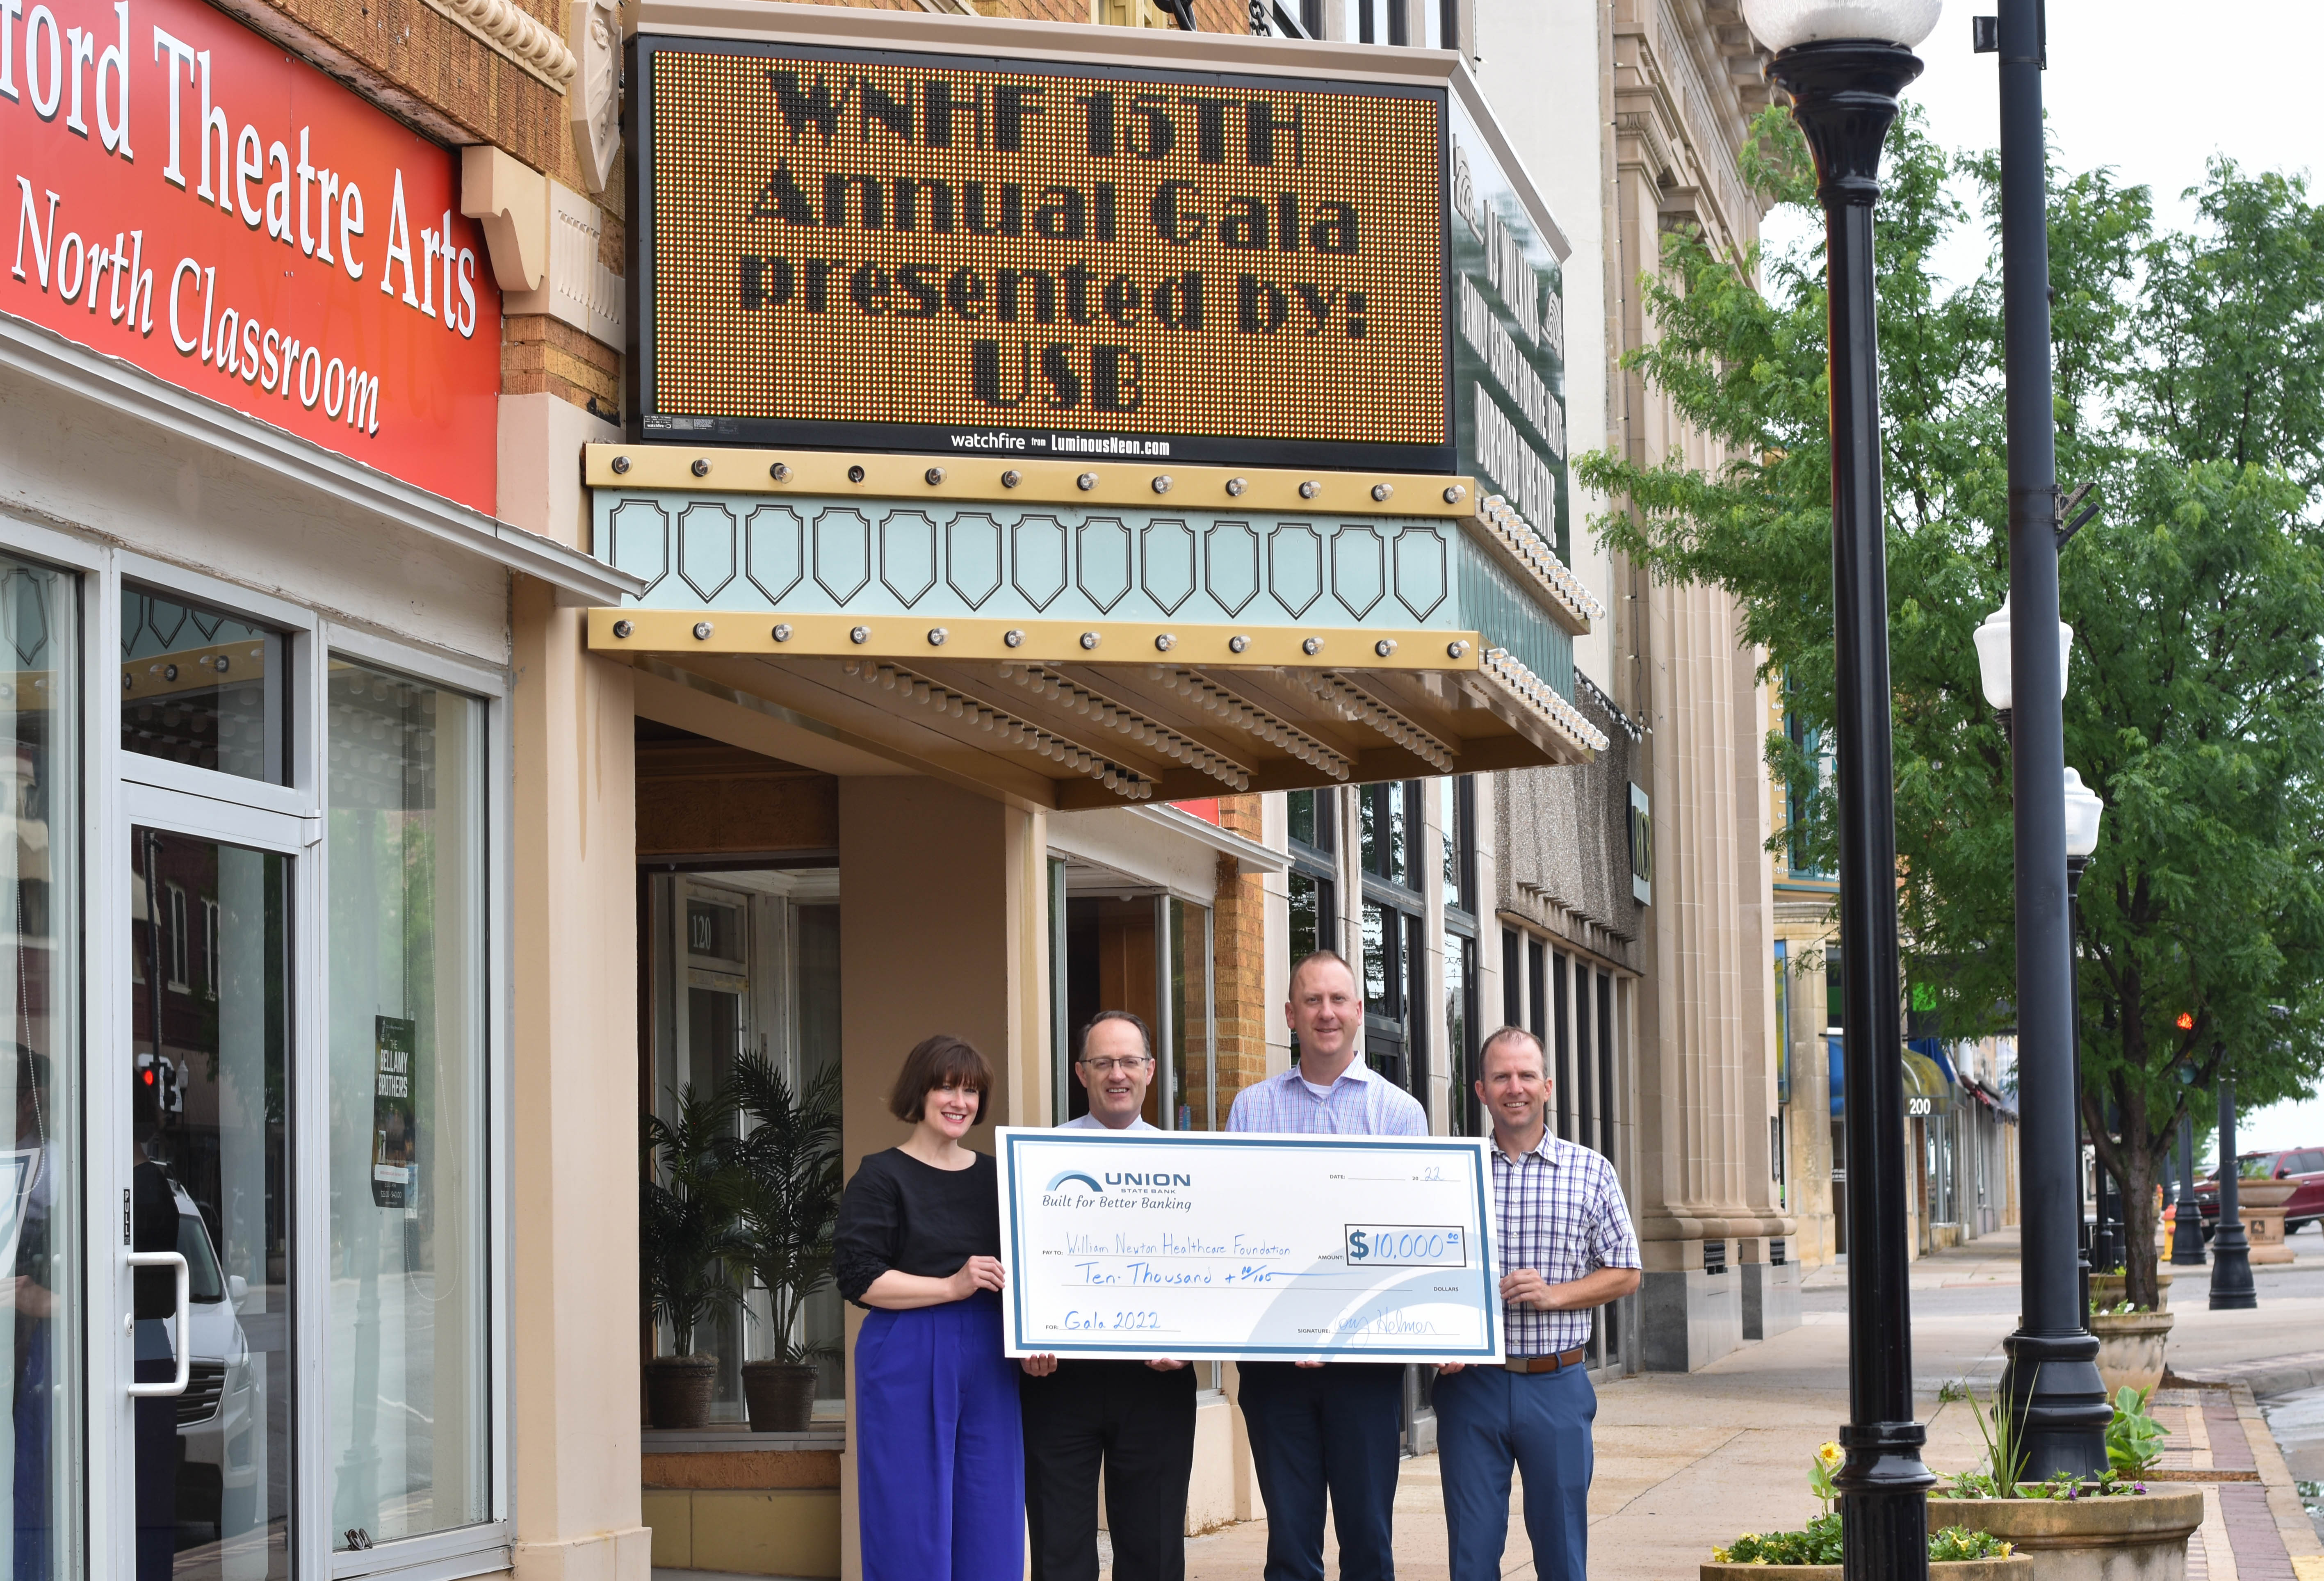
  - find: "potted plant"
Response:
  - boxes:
[1703,1443,2028,1579]
[641,1084,744,1431]
[1932,1384,2203,1580]
[2087,1268,2172,1312]
[723,1054,844,1433]
[2089,1298,2175,1401]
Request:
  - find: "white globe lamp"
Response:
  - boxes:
[1739,0,1943,52]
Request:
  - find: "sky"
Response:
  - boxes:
[1766,2,2324,1161]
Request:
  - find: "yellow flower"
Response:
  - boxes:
[1998,1543,2014,1557]
[1816,1442,1845,1469]
[1712,1549,1731,1563]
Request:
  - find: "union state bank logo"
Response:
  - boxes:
[1045,1170,1105,1194]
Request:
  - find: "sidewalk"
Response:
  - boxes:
[1184,1227,2324,1581]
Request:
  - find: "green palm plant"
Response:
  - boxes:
[641,1083,745,1358]
[723,1055,843,1366]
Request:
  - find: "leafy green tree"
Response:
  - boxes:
[1576,109,2324,1310]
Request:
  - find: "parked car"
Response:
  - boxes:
[169,1182,261,1534]
[2193,1147,2324,1237]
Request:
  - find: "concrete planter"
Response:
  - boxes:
[2238,1179,2299,1265]
[1701,1560,2031,1581]
[2090,1308,2175,1400]
[1932,1488,2204,1581]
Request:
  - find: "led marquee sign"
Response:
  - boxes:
[629,39,1453,469]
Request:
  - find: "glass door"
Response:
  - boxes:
[127,814,296,1581]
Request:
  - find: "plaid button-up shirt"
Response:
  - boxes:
[1225,1058,1428,1137]
[1493,1128,1641,1356]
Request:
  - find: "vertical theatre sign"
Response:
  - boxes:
[2,0,501,511]
[629,40,1485,471]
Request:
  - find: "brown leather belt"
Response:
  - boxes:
[1504,1348,1587,1375]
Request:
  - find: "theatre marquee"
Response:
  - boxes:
[629,37,1464,471]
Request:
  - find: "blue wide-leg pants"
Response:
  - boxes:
[1434,1362,1595,1581]
[856,1291,1024,1581]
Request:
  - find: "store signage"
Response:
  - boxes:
[2,0,501,511]
[371,1014,416,1208]
[629,39,1454,470]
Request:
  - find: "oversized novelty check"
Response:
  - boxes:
[997,1128,1504,1364]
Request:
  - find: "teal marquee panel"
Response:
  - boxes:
[593,492,1574,698]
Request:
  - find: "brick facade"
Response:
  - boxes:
[1212,794,1271,1111]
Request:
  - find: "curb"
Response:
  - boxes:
[2229,1381,2324,1565]
[2174,1351,2324,1403]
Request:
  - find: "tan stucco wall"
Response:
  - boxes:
[510,574,651,1581]
[834,776,1049,1581]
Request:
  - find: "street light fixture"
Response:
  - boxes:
[1742,0,1939,1574]
[2210,1079,2256,1309]
[2062,768,2102,1321]
[1971,593,2073,718]
[1982,0,2112,1481]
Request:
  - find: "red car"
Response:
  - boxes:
[2194,1148,2324,1235]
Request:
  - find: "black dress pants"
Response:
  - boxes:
[1021,1359,1200,1581]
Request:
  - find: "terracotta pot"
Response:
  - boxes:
[1701,1560,2030,1581]
[643,1354,719,1430]
[741,1360,820,1433]
[2090,1309,2175,1401]
[1932,1488,2204,1581]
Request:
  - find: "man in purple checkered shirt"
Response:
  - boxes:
[1435,1025,1640,1581]
[1227,950,1423,1581]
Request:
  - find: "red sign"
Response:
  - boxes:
[3,0,500,511]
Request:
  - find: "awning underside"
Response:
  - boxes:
[591,610,1601,808]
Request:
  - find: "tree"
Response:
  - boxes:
[1576,109,2324,1310]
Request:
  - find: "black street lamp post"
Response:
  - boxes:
[2209,1080,2256,1309]
[1745,1,1941,1574]
[1981,0,2112,1480]
[2065,851,2091,1322]
[2171,1109,2207,1266]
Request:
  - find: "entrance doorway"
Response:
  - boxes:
[128,810,299,1580]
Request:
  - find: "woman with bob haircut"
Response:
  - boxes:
[832,1033,1021,1581]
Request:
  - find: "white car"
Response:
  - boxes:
[168,1184,261,1534]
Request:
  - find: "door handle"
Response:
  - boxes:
[124,1250,191,1398]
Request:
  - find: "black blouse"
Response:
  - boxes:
[833,1148,1001,1306]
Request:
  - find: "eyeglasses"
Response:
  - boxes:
[1077,1056,1152,1075]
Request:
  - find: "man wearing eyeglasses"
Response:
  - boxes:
[1020,1011,1197,1581]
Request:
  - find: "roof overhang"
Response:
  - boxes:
[585,444,1602,809]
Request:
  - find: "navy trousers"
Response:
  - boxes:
[1235,1361,1404,1581]
[1433,1362,1595,1581]
[855,1291,1024,1581]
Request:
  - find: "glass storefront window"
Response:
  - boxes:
[1445,935,1473,1136]
[120,587,288,784]
[0,553,80,1580]
[326,660,490,1548]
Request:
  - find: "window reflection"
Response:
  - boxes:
[0,552,80,1581]
[120,588,287,784]
[327,661,490,1548]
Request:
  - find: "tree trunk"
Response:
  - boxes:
[2121,1136,2161,1311]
